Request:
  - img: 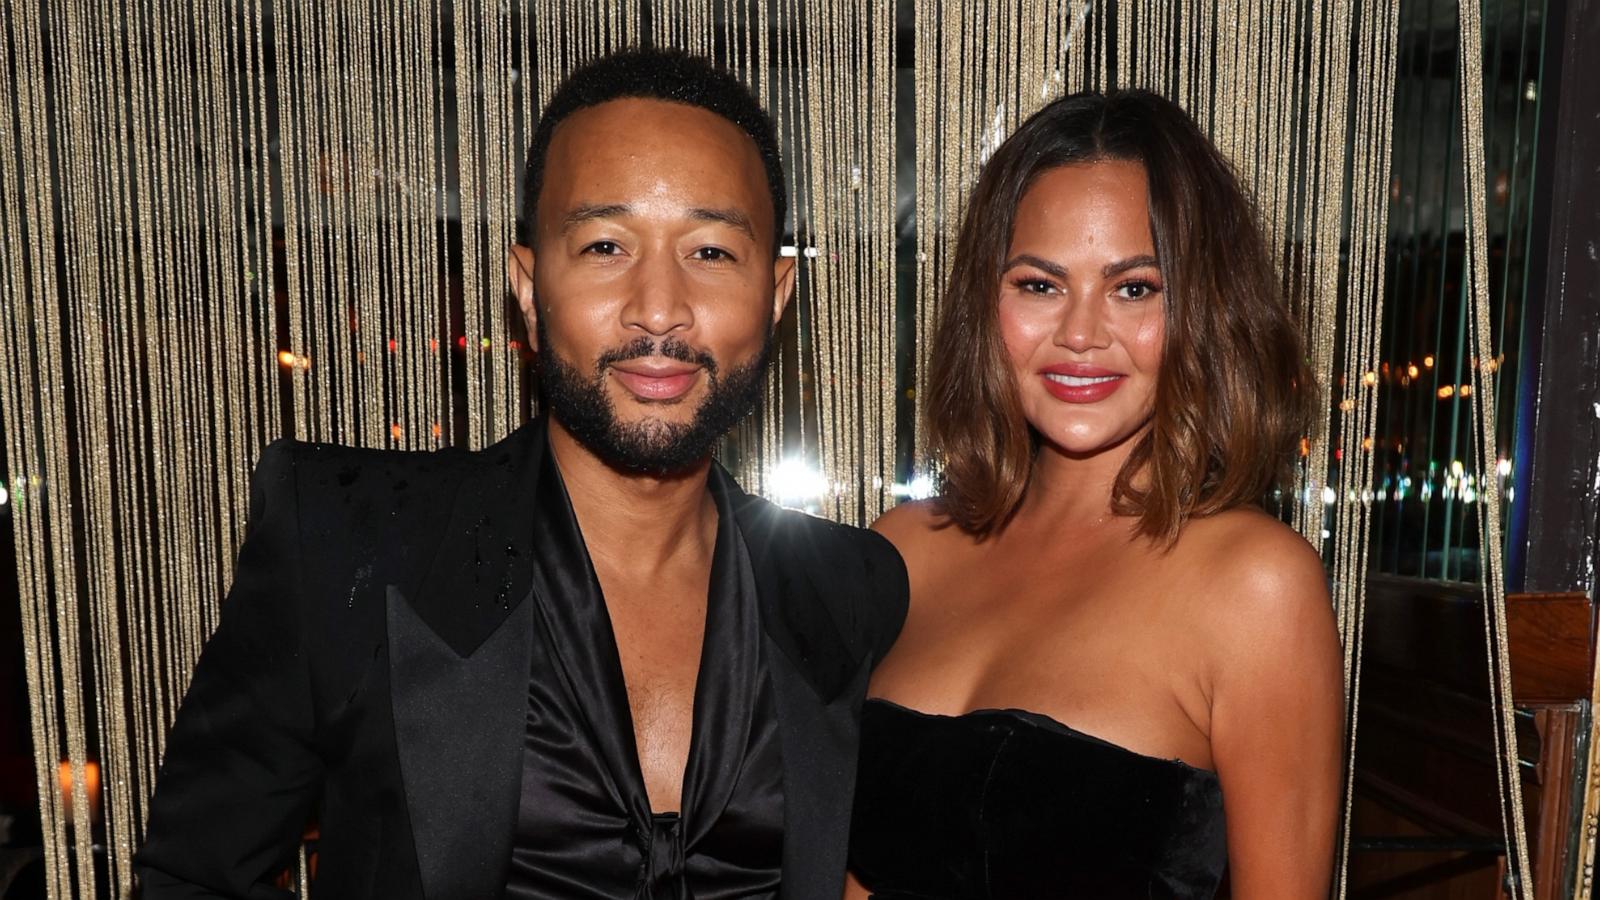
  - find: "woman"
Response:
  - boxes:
[846,90,1344,899]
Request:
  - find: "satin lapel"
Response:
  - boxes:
[679,488,760,847]
[521,439,648,821]
[712,467,870,898]
[768,640,870,900]
[387,417,544,900]
[715,467,861,702]
[388,583,532,900]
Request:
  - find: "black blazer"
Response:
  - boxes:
[135,419,909,900]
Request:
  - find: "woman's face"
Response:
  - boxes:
[997,159,1165,458]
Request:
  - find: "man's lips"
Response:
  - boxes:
[610,362,703,401]
[1038,363,1125,403]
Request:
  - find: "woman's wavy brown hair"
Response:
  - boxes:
[926,89,1315,543]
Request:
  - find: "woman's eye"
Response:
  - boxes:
[1013,278,1055,295]
[583,240,620,256]
[695,246,735,262]
[1117,280,1161,300]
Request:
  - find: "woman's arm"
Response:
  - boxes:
[1206,522,1345,899]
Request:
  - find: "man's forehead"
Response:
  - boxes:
[549,96,755,154]
[538,98,772,228]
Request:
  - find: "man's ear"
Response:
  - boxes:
[771,255,797,327]
[507,244,537,349]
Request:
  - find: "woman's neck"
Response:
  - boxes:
[1014,425,1149,530]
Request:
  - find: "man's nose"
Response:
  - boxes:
[620,250,694,337]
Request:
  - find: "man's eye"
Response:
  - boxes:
[583,241,620,256]
[695,247,735,262]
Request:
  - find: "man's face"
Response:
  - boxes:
[509,97,794,475]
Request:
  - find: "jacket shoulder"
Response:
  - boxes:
[246,439,493,594]
[735,495,910,665]
[256,438,500,515]
[263,437,477,481]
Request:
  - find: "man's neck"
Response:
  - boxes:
[546,416,720,576]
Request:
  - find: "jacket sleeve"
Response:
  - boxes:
[136,441,322,900]
[858,529,910,666]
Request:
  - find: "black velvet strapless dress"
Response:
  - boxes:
[850,698,1227,899]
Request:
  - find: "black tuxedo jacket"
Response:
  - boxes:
[135,419,908,900]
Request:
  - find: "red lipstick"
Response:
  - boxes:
[1038,363,1125,404]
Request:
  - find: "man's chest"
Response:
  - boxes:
[605,584,710,813]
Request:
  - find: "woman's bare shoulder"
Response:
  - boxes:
[1180,507,1328,599]
[870,499,975,576]
[1176,508,1340,678]
[871,498,943,539]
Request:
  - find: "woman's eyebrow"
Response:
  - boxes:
[1001,253,1068,279]
[1102,254,1160,277]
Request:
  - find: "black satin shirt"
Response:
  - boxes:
[503,449,784,899]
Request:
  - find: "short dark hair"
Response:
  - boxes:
[517,47,787,254]
[927,89,1316,542]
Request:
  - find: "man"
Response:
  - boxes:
[136,48,907,900]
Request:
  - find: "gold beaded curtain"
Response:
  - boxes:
[0,1,1527,898]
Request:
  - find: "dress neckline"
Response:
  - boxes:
[864,696,1218,778]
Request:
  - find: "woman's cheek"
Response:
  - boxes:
[996,294,1050,370]
[1130,303,1165,371]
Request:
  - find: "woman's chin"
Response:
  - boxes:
[1032,420,1152,461]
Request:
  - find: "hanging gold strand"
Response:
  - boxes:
[1457,0,1537,892]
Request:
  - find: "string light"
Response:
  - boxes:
[770,458,828,509]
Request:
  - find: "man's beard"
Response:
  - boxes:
[536,315,771,476]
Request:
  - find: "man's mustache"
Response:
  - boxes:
[595,336,719,377]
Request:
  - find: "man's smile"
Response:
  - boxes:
[609,360,704,402]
